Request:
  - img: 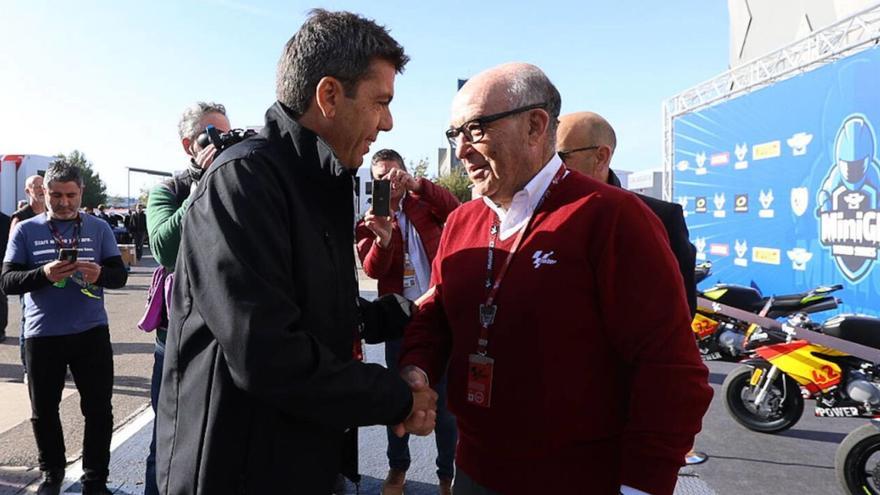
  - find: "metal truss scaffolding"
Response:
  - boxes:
[661,3,880,201]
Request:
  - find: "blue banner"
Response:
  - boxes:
[673,45,880,316]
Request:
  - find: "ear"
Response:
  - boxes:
[315,76,346,119]
[181,138,193,156]
[526,109,551,146]
[596,145,613,168]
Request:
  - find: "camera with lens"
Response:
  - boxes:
[196,125,257,153]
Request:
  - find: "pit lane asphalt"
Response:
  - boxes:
[691,360,862,495]
[0,252,158,493]
[1,248,851,494]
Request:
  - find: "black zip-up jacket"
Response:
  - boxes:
[156,102,414,495]
[608,169,697,316]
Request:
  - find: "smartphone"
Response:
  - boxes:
[372,179,391,217]
[58,248,78,262]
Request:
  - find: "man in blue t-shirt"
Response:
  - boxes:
[1,160,128,495]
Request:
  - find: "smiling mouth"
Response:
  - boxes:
[465,163,490,178]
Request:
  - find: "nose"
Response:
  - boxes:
[454,135,473,160]
[379,106,393,132]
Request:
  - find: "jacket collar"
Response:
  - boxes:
[607,168,622,188]
[261,102,352,179]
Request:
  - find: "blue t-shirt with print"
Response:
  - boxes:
[5,213,121,338]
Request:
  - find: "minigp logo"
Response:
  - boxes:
[816,115,880,282]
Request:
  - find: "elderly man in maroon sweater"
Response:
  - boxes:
[398,62,712,495]
[355,149,460,495]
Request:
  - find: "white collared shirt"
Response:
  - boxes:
[395,196,431,300]
[482,154,565,241]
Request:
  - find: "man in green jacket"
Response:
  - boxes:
[142,101,230,495]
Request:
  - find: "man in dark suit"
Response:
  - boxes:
[558,111,706,467]
[557,111,696,317]
[127,203,147,261]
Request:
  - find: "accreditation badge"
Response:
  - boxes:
[403,253,417,289]
[467,353,494,408]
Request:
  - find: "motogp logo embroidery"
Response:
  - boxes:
[532,250,557,269]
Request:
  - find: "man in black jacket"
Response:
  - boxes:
[557,111,697,317]
[126,203,147,261]
[156,9,437,495]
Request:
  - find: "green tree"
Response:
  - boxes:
[410,157,429,179]
[54,150,108,208]
[138,187,150,208]
[434,166,472,203]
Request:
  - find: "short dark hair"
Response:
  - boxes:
[45,159,83,188]
[276,9,409,116]
[371,149,406,170]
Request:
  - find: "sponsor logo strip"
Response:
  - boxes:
[752,247,781,265]
[752,140,781,160]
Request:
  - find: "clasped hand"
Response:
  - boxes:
[393,366,438,437]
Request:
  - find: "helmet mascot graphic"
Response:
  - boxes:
[816,115,880,282]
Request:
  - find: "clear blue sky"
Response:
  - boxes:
[0,0,729,196]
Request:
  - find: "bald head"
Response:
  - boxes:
[25,175,43,188]
[24,175,46,207]
[557,112,617,182]
[453,63,561,151]
[450,63,561,207]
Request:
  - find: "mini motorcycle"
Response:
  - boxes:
[836,419,880,494]
[723,313,880,433]
[691,262,842,361]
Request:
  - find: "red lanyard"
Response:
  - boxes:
[477,164,566,355]
[46,214,82,251]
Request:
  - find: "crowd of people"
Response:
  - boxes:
[2,8,713,495]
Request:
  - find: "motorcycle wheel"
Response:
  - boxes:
[835,424,880,495]
[722,365,804,433]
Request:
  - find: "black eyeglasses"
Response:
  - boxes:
[557,146,600,162]
[446,103,547,149]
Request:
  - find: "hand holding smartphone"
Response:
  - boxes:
[372,179,391,217]
[57,248,78,263]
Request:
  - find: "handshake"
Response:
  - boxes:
[393,365,438,437]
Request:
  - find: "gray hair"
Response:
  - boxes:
[506,66,561,149]
[45,159,83,188]
[276,9,409,116]
[178,102,227,141]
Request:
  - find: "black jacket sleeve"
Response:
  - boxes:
[0,262,52,294]
[180,156,412,429]
[659,203,697,317]
[95,255,128,289]
[359,294,413,344]
[638,195,697,318]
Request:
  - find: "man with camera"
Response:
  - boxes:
[140,100,230,495]
[1,160,128,495]
[157,10,436,494]
[356,149,460,495]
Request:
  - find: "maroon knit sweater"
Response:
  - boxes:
[355,178,460,296]
[400,170,712,495]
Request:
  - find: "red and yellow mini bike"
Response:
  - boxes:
[723,313,880,434]
[692,262,842,362]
